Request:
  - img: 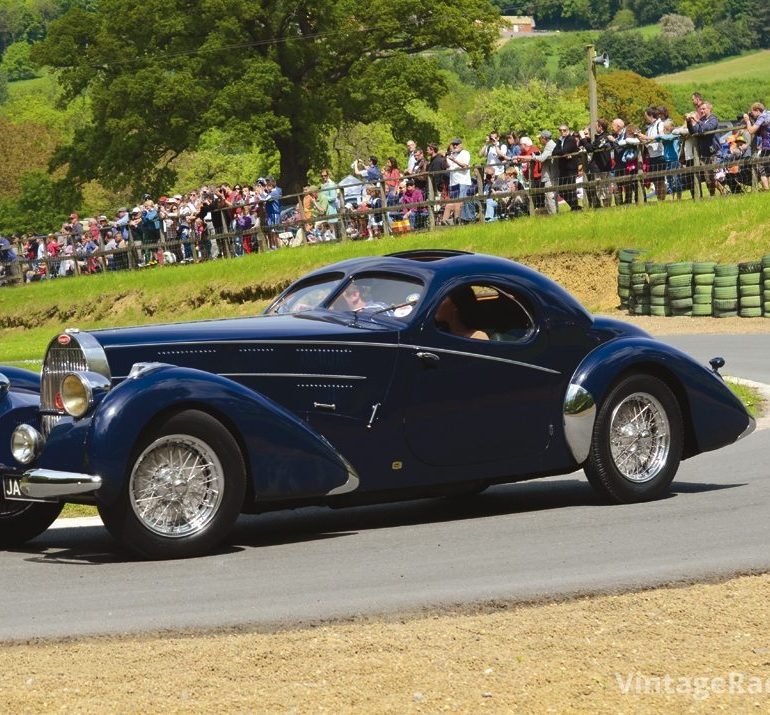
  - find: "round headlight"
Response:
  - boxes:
[61,373,91,418]
[11,424,43,465]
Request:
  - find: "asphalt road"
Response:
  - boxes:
[1,333,768,641]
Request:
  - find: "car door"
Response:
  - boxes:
[402,282,563,470]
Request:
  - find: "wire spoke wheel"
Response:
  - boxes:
[609,392,670,483]
[129,434,225,538]
[584,374,682,504]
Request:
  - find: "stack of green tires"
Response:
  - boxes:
[738,261,763,318]
[647,261,669,317]
[713,264,739,318]
[691,262,716,317]
[629,258,650,315]
[617,249,645,309]
[666,262,693,317]
[764,254,770,317]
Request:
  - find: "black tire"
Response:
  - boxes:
[98,410,247,559]
[584,375,683,503]
[0,499,63,547]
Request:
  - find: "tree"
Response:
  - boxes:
[676,0,727,27]
[0,40,39,80]
[0,169,81,235]
[470,79,589,138]
[609,8,637,30]
[586,71,675,126]
[34,0,500,195]
[628,0,676,25]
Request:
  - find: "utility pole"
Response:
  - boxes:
[586,45,609,140]
[586,44,598,140]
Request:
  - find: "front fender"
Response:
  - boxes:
[0,388,40,472]
[87,366,357,505]
[0,366,40,394]
[564,337,751,463]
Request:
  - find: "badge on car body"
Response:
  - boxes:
[57,334,71,346]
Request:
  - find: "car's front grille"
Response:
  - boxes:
[40,342,88,437]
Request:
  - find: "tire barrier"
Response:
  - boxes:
[618,251,770,318]
[617,248,646,310]
[763,253,770,318]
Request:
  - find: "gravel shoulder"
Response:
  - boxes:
[2,574,770,713]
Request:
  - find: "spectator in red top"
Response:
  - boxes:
[383,157,401,198]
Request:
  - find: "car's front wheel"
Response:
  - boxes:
[584,374,683,503]
[0,499,63,547]
[99,410,247,559]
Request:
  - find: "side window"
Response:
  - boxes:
[434,284,535,342]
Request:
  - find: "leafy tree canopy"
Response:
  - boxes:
[469,79,589,138]
[0,41,39,81]
[34,0,500,195]
[587,70,675,126]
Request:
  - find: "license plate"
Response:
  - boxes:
[2,476,25,500]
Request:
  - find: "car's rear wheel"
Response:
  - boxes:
[98,410,246,559]
[584,374,683,503]
[0,498,63,547]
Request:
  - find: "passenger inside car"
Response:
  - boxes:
[434,286,489,340]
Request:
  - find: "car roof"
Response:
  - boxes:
[297,249,591,320]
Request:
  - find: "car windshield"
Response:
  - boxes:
[266,273,423,324]
[265,274,344,315]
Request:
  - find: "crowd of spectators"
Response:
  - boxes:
[1,95,768,285]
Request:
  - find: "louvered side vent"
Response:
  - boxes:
[40,342,88,436]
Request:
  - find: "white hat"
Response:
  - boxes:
[520,136,533,147]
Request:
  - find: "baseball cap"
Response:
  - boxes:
[540,130,552,140]
[450,137,462,145]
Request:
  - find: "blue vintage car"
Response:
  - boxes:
[0,250,755,558]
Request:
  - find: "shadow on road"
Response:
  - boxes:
[15,477,745,563]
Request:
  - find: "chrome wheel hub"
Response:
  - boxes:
[129,435,225,538]
[609,392,670,483]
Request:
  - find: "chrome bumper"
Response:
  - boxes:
[18,469,102,500]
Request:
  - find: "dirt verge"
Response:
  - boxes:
[2,574,770,713]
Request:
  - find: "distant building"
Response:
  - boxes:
[500,16,536,37]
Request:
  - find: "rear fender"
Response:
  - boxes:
[565,337,750,462]
[88,366,357,505]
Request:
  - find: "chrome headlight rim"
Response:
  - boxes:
[0,373,9,400]
[11,424,44,465]
[60,371,111,419]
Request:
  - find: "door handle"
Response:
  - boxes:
[416,351,440,364]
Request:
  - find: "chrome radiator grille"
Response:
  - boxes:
[40,342,88,436]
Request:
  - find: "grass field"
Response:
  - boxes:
[658,49,770,85]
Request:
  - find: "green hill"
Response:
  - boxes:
[658,50,770,85]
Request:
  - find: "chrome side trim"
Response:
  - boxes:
[326,467,360,496]
[18,469,102,500]
[563,383,596,464]
[220,373,367,380]
[405,345,560,374]
[737,415,756,441]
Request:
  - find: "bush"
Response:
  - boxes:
[659,13,695,38]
